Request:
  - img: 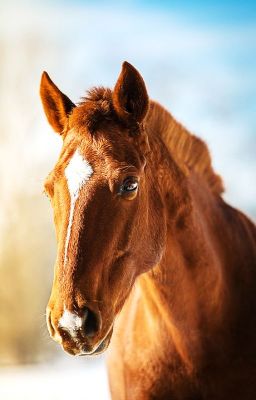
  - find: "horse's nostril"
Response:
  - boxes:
[83,307,100,338]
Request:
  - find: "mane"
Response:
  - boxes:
[146,101,224,195]
[74,88,224,195]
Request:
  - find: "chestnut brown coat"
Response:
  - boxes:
[40,62,256,400]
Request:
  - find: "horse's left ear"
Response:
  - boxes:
[113,62,149,125]
[40,71,75,135]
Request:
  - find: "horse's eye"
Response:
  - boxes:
[120,178,138,194]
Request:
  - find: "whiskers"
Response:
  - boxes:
[37,312,51,340]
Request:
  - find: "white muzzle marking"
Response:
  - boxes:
[64,149,93,265]
[59,307,87,340]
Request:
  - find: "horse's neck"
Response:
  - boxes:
[138,103,256,370]
[138,177,224,370]
[144,102,227,312]
[138,105,230,369]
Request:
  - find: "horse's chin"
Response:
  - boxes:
[78,327,113,357]
[83,332,112,356]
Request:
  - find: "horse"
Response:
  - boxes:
[40,62,256,399]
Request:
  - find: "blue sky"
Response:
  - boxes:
[6,0,256,21]
[43,0,256,24]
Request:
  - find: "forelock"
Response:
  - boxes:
[68,86,142,137]
[69,87,115,134]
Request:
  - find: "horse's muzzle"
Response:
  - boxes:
[46,306,112,356]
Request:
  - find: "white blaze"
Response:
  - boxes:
[64,149,93,265]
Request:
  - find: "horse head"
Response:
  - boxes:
[40,62,166,355]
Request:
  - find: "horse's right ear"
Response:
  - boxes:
[40,72,75,134]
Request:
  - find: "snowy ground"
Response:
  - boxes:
[0,356,110,400]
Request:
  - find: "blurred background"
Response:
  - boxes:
[0,0,255,399]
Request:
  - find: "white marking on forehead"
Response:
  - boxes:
[59,306,87,339]
[64,149,93,265]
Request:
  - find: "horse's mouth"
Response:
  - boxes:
[62,326,113,357]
